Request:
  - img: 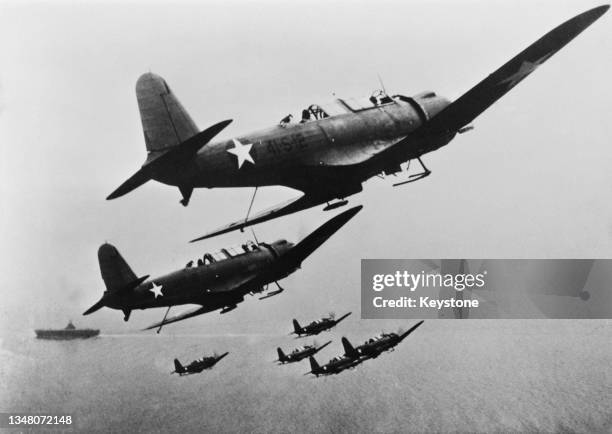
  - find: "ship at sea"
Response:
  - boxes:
[35,321,99,340]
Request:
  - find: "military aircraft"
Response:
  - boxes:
[342,320,425,360]
[306,354,362,377]
[172,352,229,375]
[291,312,352,337]
[82,206,361,331]
[105,7,608,242]
[276,340,332,364]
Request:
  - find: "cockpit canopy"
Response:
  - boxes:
[299,89,406,123]
[185,240,261,268]
[284,89,438,125]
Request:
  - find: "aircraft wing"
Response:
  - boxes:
[333,312,352,326]
[206,272,262,294]
[398,320,425,342]
[143,305,214,330]
[143,273,263,330]
[417,6,608,136]
[190,194,327,242]
[316,341,332,352]
[368,6,608,165]
[279,206,362,267]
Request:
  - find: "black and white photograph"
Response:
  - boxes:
[0,0,610,432]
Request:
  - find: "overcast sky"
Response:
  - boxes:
[0,0,610,333]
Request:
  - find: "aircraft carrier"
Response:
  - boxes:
[35,321,99,340]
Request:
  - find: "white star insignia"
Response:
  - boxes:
[500,52,554,89]
[149,281,164,298]
[227,139,255,169]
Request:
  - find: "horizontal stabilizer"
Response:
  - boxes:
[107,119,232,200]
[119,275,150,294]
[143,119,233,172]
[190,194,326,242]
[419,5,609,136]
[143,305,212,330]
[282,206,362,267]
[106,168,153,201]
[83,299,105,316]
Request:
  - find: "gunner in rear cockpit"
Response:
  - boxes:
[280,114,292,127]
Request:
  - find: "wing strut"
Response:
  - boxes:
[259,281,285,300]
[243,187,259,229]
[392,157,431,187]
[156,306,172,334]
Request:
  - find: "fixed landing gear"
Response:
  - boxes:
[220,305,238,314]
[323,199,349,211]
[259,281,285,300]
[393,157,431,187]
[122,308,131,322]
[179,186,193,207]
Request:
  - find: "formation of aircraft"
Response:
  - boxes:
[302,320,426,377]
[83,206,361,332]
[172,352,229,376]
[341,320,425,360]
[276,341,332,364]
[103,6,608,243]
[291,312,352,337]
[83,6,608,378]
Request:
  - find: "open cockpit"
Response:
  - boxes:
[185,240,262,268]
[281,88,432,126]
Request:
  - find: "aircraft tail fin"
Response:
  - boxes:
[308,356,320,373]
[292,319,302,335]
[341,337,359,358]
[173,359,185,374]
[98,244,147,294]
[277,348,286,362]
[136,73,198,152]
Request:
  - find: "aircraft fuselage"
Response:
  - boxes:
[314,357,358,376]
[103,240,293,313]
[301,320,335,335]
[153,93,453,197]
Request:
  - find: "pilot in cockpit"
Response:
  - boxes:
[280,114,293,127]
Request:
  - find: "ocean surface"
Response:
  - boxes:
[1,320,610,433]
